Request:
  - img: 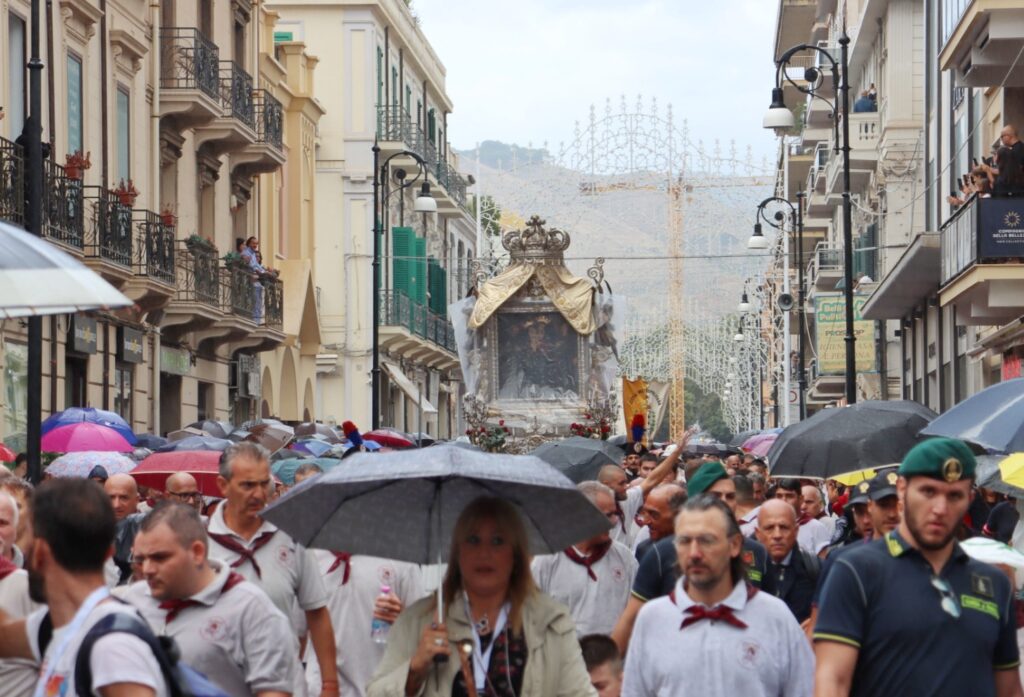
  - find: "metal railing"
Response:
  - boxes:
[378,289,457,353]
[134,211,176,284]
[808,242,843,287]
[0,136,24,225]
[252,89,283,150]
[43,160,84,249]
[220,60,255,129]
[84,187,133,267]
[262,276,283,329]
[224,264,256,319]
[159,27,221,101]
[940,195,1024,285]
[377,105,426,154]
[177,240,221,308]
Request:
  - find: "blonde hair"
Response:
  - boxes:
[438,497,537,634]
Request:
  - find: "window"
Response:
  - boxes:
[427,108,436,143]
[197,381,213,421]
[3,342,28,439]
[7,13,26,138]
[65,355,88,409]
[392,67,398,108]
[116,87,130,182]
[114,362,133,423]
[67,53,83,155]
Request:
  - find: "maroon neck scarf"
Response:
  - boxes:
[207,530,277,579]
[563,540,613,581]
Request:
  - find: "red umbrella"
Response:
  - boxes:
[130,450,222,496]
[363,428,415,448]
[0,443,15,462]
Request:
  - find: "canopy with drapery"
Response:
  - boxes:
[468,263,597,335]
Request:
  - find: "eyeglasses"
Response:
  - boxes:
[167,491,201,502]
[931,576,961,619]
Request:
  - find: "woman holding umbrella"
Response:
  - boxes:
[367,497,594,697]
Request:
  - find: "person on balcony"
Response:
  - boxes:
[853,90,876,113]
[987,145,1024,197]
[242,236,267,323]
[948,167,992,208]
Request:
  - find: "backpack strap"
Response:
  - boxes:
[37,612,53,658]
[73,612,184,697]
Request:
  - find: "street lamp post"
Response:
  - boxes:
[371,144,437,430]
[764,35,857,405]
[749,195,807,422]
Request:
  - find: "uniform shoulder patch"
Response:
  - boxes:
[971,572,995,599]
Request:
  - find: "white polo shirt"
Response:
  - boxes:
[531,540,637,636]
[797,516,831,555]
[0,564,39,697]
[305,552,424,697]
[206,504,328,636]
[120,559,301,696]
[611,487,644,547]
[25,594,169,697]
[622,578,814,697]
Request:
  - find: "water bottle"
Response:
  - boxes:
[370,585,393,644]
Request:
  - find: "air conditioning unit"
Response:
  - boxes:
[236,355,261,399]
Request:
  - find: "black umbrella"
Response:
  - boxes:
[976,455,1024,500]
[530,436,623,483]
[187,420,234,439]
[728,430,761,448]
[767,400,938,480]
[920,378,1024,453]
[155,435,233,453]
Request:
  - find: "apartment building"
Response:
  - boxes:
[0,0,323,444]
[270,0,477,438]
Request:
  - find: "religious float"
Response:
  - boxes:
[449,216,620,451]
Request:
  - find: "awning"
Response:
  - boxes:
[861,234,941,320]
[382,361,438,415]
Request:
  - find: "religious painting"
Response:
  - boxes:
[495,311,580,401]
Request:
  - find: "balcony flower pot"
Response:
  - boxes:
[114,179,139,207]
[64,150,92,181]
[187,234,217,255]
[160,207,177,228]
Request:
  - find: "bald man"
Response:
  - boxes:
[105,473,143,584]
[166,472,203,514]
[757,499,819,623]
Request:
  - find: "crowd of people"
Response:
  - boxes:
[948,124,1024,207]
[0,431,1021,696]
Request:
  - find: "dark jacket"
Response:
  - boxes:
[761,547,820,622]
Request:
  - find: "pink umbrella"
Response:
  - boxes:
[741,432,778,458]
[41,422,134,453]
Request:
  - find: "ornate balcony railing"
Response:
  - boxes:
[134,211,176,284]
[0,136,24,226]
[379,289,456,353]
[84,186,133,267]
[376,105,427,155]
[43,160,84,249]
[261,276,283,329]
[224,264,256,320]
[252,89,283,150]
[160,27,221,101]
[177,240,220,308]
[220,61,255,129]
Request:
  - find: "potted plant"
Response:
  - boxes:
[160,205,177,228]
[114,179,139,207]
[186,233,217,254]
[64,150,92,180]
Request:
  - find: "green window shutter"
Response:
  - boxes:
[436,265,447,314]
[411,236,427,307]
[427,258,442,314]
[427,108,436,143]
[392,227,413,299]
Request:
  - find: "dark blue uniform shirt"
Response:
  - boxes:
[632,535,767,601]
[814,530,1019,697]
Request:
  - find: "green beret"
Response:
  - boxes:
[688,461,729,496]
[899,438,976,482]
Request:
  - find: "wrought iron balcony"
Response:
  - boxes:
[376,105,426,156]
[177,239,221,308]
[43,160,84,249]
[261,275,283,330]
[224,264,257,320]
[84,186,133,268]
[160,27,221,101]
[220,61,255,130]
[0,136,24,226]
[378,289,456,353]
[134,211,176,284]
[252,89,283,150]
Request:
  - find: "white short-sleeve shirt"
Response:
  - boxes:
[0,567,40,697]
[121,559,301,696]
[206,504,328,635]
[25,596,170,697]
[797,516,831,555]
[612,487,644,547]
[305,552,424,697]
[531,540,638,636]
[622,578,814,697]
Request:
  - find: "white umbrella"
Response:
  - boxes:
[0,221,132,318]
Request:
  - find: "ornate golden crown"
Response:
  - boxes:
[502,215,571,264]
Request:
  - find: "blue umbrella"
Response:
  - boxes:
[156,435,232,452]
[42,407,137,445]
[291,439,333,457]
[273,456,342,485]
[134,434,169,450]
[921,378,1024,453]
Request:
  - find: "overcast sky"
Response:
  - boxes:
[414,0,780,162]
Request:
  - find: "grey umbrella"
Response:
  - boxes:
[0,220,133,317]
[976,456,1024,499]
[767,400,937,480]
[920,378,1024,453]
[530,436,623,483]
[262,445,610,618]
[187,420,234,440]
[156,435,233,452]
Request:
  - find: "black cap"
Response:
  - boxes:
[620,442,648,456]
[87,465,109,483]
[868,470,899,501]
[847,479,872,506]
